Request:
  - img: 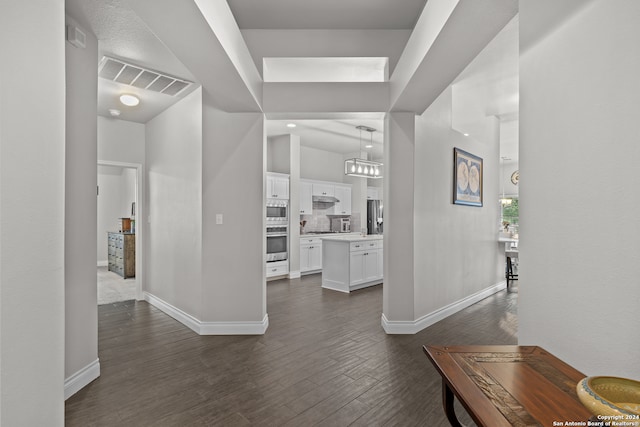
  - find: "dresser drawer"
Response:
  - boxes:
[266,263,288,277]
[107,232,135,278]
[300,237,322,246]
[350,240,380,251]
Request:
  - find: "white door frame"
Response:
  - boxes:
[97,160,144,301]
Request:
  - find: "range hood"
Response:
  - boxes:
[312,195,339,203]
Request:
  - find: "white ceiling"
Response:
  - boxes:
[66,0,199,123]
[226,0,428,30]
[267,118,384,157]
[66,0,518,160]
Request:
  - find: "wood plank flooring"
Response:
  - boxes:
[65,275,517,426]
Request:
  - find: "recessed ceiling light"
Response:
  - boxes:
[108,109,121,117]
[365,144,373,148]
[286,123,296,128]
[463,133,469,137]
[119,94,140,106]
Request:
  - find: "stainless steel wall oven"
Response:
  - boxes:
[266,225,288,262]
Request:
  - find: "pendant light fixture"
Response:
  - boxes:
[344,125,383,179]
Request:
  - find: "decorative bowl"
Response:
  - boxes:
[577,376,640,417]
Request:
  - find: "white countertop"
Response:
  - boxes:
[320,234,383,243]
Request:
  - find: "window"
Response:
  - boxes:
[501,197,519,232]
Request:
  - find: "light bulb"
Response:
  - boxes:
[374,168,379,176]
[351,164,356,173]
[119,94,140,106]
[364,166,369,175]
[370,168,374,175]
[357,165,362,173]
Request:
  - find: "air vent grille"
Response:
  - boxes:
[98,56,192,97]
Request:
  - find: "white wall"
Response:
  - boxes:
[201,98,266,325]
[145,88,203,317]
[300,146,345,182]
[414,88,502,319]
[64,12,100,400]
[267,135,291,174]
[383,90,502,332]
[519,0,640,378]
[97,167,136,263]
[383,113,417,322]
[98,116,145,164]
[0,1,65,424]
[499,159,519,199]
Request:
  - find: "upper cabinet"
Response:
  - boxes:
[301,178,352,215]
[300,181,313,215]
[267,172,289,199]
[332,184,352,215]
[312,183,334,197]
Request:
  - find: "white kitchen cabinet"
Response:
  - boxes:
[299,180,313,215]
[349,250,366,285]
[331,184,352,215]
[321,236,383,293]
[312,183,334,197]
[350,240,381,285]
[267,173,289,199]
[300,237,322,273]
[378,240,384,277]
[266,260,289,278]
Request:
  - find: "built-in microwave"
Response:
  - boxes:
[266,225,288,262]
[266,199,288,223]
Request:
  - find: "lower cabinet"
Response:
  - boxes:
[321,238,383,293]
[266,260,289,278]
[300,238,322,274]
[107,232,135,278]
[349,248,381,286]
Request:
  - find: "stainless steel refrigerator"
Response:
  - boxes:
[367,200,383,235]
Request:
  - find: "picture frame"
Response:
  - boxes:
[453,147,483,207]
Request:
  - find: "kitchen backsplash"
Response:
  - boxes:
[300,201,360,233]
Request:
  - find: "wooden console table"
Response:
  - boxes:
[423,345,593,427]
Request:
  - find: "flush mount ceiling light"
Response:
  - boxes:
[119,94,140,106]
[345,125,383,179]
[286,123,296,128]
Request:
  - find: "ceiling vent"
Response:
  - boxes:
[98,56,192,97]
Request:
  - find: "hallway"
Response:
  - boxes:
[66,275,517,426]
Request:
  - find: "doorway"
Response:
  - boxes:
[97,161,143,304]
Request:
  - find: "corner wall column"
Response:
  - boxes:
[382,113,417,330]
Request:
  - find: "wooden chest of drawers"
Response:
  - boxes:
[107,232,135,278]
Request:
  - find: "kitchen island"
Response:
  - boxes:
[320,235,383,293]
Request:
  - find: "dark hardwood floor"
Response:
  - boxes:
[66,274,517,426]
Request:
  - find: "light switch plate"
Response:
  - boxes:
[216,214,223,225]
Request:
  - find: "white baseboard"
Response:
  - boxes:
[64,359,100,400]
[288,270,301,279]
[97,260,108,267]
[144,292,201,333]
[144,291,269,335]
[381,280,507,334]
[200,314,269,335]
